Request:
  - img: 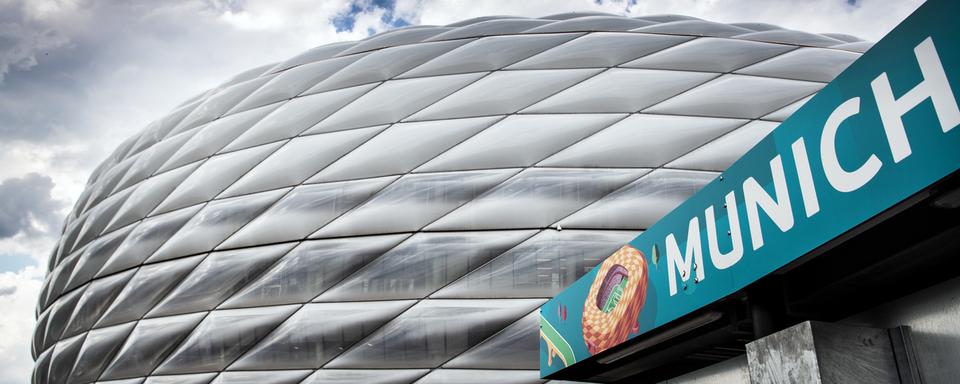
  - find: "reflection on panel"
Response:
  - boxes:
[97,204,202,277]
[326,299,543,368]
[433,230,636,298]
[540,114,744,168]
[148,189,288,263]
[309,40,469,93]
[146,244,295,318]
[68,322,136,384]
[427,168,647,230]
[209,370,311,384]
[221,235,408,308]
[444,311,539,369]
[667,120,779,171]
[155,305,299,374]
[509,32,689,69]
[230,301,414,369]
[311,117,499,182]
[299,369,428,384]
[312,169,518,238]
[96,255,204,328]
[220,125,384,197]
[523,68,716,113]
[559,169,718,229]
[624,37,795,73]
[408,69,601,121]
[416,114,623,172]
[100,312,207,380]
[414,369,542,384]
[317,231,534,301]
[221,177,397,248]
[644,74,823,119]
[401,34,579,77]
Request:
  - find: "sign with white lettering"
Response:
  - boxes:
[540,0,960,377]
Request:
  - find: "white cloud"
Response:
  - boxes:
[0,0,925,381]
[0,267,42,384]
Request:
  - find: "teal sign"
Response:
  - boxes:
[540,0,960,377]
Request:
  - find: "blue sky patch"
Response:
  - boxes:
[332,0,411,35]
[0,252,37,273]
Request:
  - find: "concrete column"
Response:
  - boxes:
[745,321,902,384]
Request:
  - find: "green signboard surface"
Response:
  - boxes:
[540,0,960,377]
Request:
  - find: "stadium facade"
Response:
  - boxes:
[32,12,895,384]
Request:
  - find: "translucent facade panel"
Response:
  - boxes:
[97,205,202,277]
[33,310,50,357]
[730,22,781,31]
[312,169,517,238]
[736,29,846,47]
[33,348,52,384]
[426,19,555,41]
[151,142,282,214]
[63,269,136,339]
[105,162,200,232]
[310,117,500,182]
[559,169,718,229]
[268,41,356,74]
[305,73,486,134]
[98,379,144,384]
[508,32,690,69]
[326,299,543,368]
[158,104,279,173]
[667,120,780,171]
[72,188,132,250]
[146,244,295,318]
[433,230,636,298]
[95,255,203,328]
[44,288,85,351]
[220,235,409,308]
[400,34,580,78]
[764,94,813,122]
[540,12,616,20]
[336,27,452,56]
[736,47,861,82]
[68,322,136,384]
[64,225,133,292]
[221,125,384,197]
[48,333,86,384]
[539,114,746,168]
[209,371,311,384]
[408,69,601,121]
[309,40,469,93]
[230,301,414,370]
[42,256,80,314]
[634,20,754,37]
[444,311,539,369]
[833,41,873,53]
[100,313,207,380]
[221,84,375,152]
[231,54,365,112]
[317,231,535,301]
[221,177,397,248]
[147,189,288,263]
[169,76,273,136]
[143,374,216,384]
[623,37,794,73]
[416,114,623,172]
[427,168,647,231]
[299,369,428,384]
[113,129,199,193]
[128,101,197,156]
[446,16,523,27]
[524,16,654,33]
[644,74,823,119]
[154,305,299,374]
[415,369,541,384]
[523,68,716,113]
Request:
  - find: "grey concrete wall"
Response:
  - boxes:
[842,275,960,384]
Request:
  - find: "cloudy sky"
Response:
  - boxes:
[0,0,924,382]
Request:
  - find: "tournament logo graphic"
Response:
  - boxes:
[581,245,649,355]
